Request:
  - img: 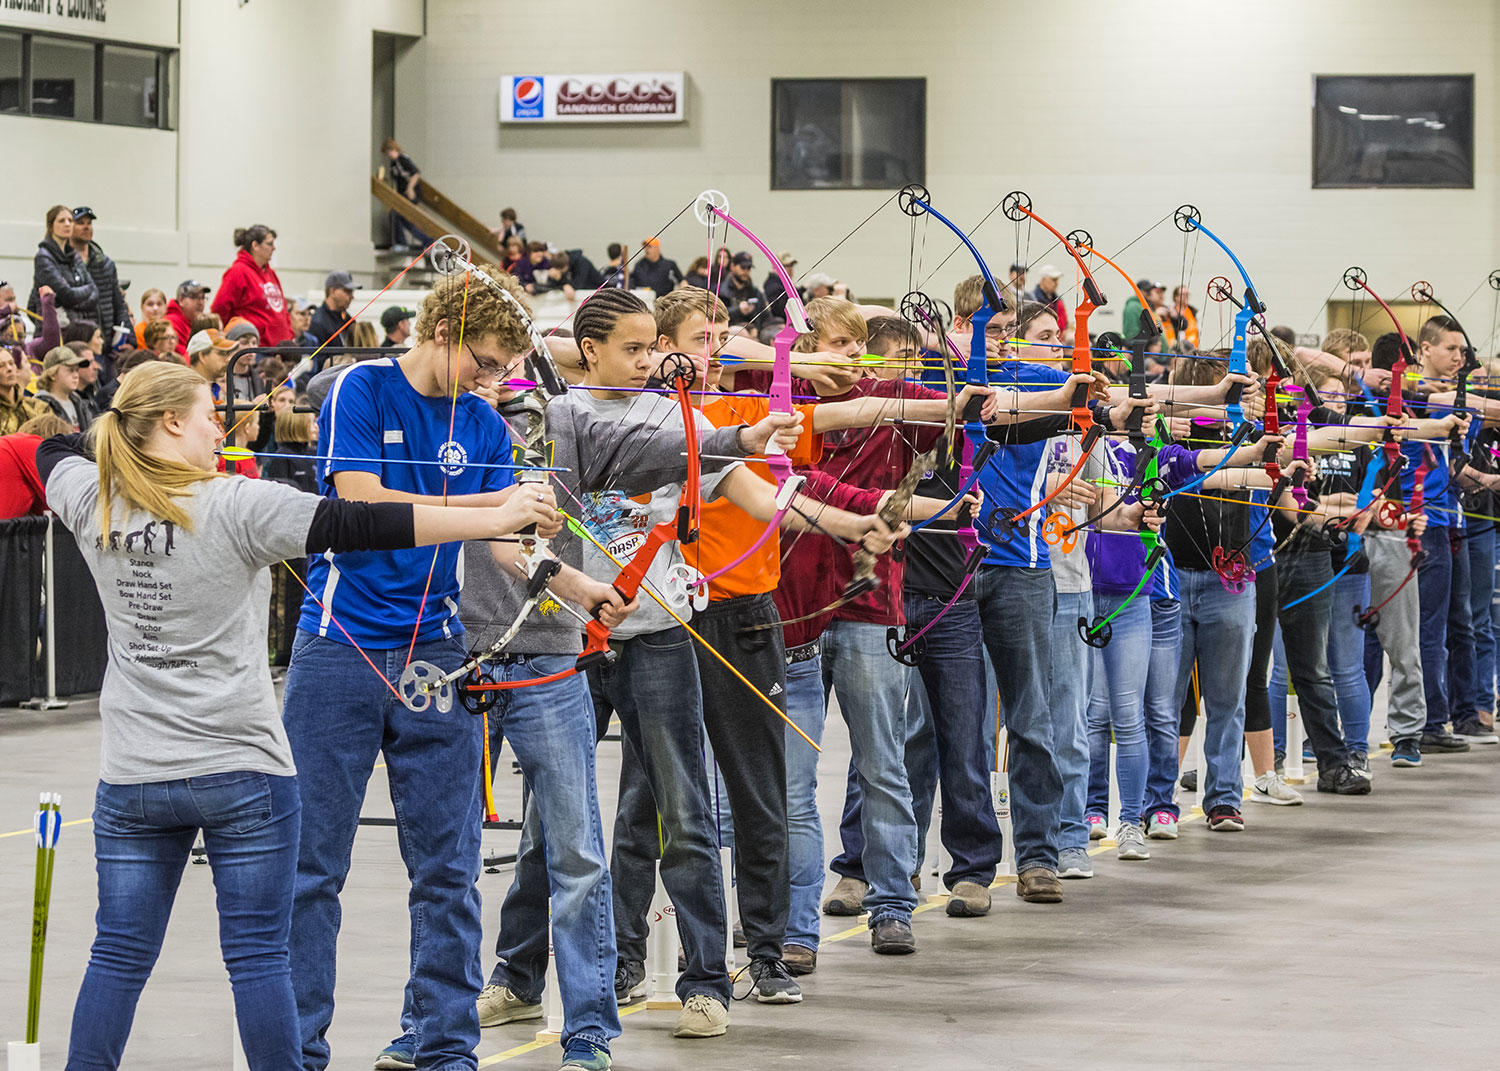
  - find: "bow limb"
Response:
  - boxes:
[1410,281,1482,474]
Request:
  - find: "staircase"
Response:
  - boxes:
[371,175,505,286]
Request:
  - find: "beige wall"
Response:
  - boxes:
[418,0,1499,339]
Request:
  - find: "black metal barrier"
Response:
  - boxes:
[0,514,107,706]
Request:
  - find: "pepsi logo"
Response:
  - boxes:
[513,78,543,106]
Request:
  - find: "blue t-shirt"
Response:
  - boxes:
[979,361,1070,569]
[299,359,514,646]
[1399,438,1449,528]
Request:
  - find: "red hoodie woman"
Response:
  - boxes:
[211,224,292,345]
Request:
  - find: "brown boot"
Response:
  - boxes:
[1016,867,1063,903]
[945,880,992,917]
[821,875,869,916]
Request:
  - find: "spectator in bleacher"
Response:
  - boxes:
[1005,263,1029,310]
[684,256,711,291]
[718,252,765,327]
[492,206,526,245]
[534,250,606,299]
[68,340,103,424]
[192,313,222,336]
[631,237,682,297]
[29,204,100,325]
[143,320,179,359]
[382,137,427,251]
[165,280,209,357]
[222,321,267,404]
[381,306,413,347]
[516,241,551,290]
[602,242,628,288]
[213,225,292,346]
[102,349,162,406]
[1030,265,1068,332]
[133,288,168,349]
[69,208,133,352]
[288,298,318,349]
[33,346,95,431]
[763,250,802,321]
[310,271,359,346]
[0,347,49,435]
[3,284,60,370]
[501,236,526,278]
[0,412,73,519]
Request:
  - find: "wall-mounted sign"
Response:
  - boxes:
[1,0,179,47]
[500,72,685,124]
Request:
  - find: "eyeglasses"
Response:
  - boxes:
[465,343,505,382]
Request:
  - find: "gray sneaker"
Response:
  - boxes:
[1057,846,1094,878]
[1115,823,1150,860]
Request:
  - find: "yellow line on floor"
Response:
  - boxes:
[477,1004,650,1066]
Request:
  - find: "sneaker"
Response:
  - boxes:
[1115,823,1151,860]
[613,961,646,1007]
[1273,749,1285,776]
[1251,772,1304,806]
[1349,751,1371,777]
[1016,867,1064,903]
[559,1040,611,1071]
[821,875,869,916]
[781,943,817,975]
[1317,764,1373,795]
[1146,812,1179,840]
[1179,768,1198,792]
[1420,730,1471,753]
[1057,846,1094,878]
[1451,719,1500,744]
[672,993,729,1038]
[748,957,802,1003]
[1391,739,1423,767]
[373,1045,415,1071]
[1206,805,1244,832]
[1086,814,1108,840]
[732,920,747,948]
[946,879,992,916]
[476,984,543,1027]
[869,917,917,954]
[1302,744,1317,765]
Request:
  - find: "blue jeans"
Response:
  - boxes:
[821,619,918,923]
[975,565,1059,872]
[283,631,483,1071]
[1172,570,1256,814]
[1447,527,1475,722]
[783,647,828,950]
[1086,593,1150,827]
[67,775,301,1071]
[468,656,619,1052]
[1418,525,1454,730]
[1330,572,1372,751]
[846,597,1002,890]
[1470,522,1498,717]
[1143,598,1183,820]
[1052,589,1094,852]
[589,627,729,1003]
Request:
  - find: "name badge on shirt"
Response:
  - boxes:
[384,430,403,444]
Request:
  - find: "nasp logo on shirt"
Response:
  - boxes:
[438,440,469,477]
[512,77,544,119]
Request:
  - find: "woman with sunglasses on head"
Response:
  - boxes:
[37,360,559,1071]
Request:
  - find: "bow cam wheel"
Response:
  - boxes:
[897,184,932,217]
[1079,617,1112,649]
[1001,191,1032,222]
[1342,266,1368,291]
[693,189,729,225]
[1173,205,1201,233]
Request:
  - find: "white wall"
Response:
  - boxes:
[2,0,423,313]
[418,0,1500,342]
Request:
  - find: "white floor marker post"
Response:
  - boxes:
[7,1043,40,1071]
[232,1012,250,1071]
[993,728,1015,878]
[1285,695,1307,783]
[1106,740,1121,834]
[23,514,68,711]
[535,916,562,1041]
[646,862,681,1010]
[1187,712,1207,815]
[720,846,737,972]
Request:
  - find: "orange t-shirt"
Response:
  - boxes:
[689,396,822,600]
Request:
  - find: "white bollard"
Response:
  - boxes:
[1285,695,1307,783]
[992,727,1015,878]
[232,1012,250,1071]
[535,918,563,1041]
[23,513,67,711]
[720,846,737,972]
[645,863,681,1010]
[1106,739,1121,834]
[1185,713,1207,815]
[8,1042,41,1071]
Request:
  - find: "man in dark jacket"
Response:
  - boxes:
[69,208,132,351]
[630,238,682,297]
[718,252,764,327]
[309,270,359,345]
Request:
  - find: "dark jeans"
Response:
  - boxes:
[592,626,730,1003]
[1245,561,1278,734]
[1447,528,1475,722]
[974,565,1058,873]
[836,597,1002,890]
[1276,554,1351,768]
[283,631,483,1071]
[1468,522,1498,717]
[67,774,300,1071]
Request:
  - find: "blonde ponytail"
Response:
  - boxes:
[91,362,226,548]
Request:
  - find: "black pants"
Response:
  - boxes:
[1276,553,1353,768]
[1244,561,1278,734]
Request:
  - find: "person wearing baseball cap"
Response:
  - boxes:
[34,345,95,430]
[1029,265,1069,332]
[1120,280,1167,343]
[630,236,682,298]
[310,270,360,347]
[380,306,414,347]
[165,280,211,359]
[69,207,134,356]
[719,252,764,327]
[765,251,802,321]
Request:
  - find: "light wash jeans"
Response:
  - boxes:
[1052,590,1094,853]
[1086,593,1151,827]
[784,648,829,950]
[1143,597,1183,820]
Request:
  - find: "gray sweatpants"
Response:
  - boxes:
[1364,529,1427,741]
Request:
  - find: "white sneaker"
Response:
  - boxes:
[1251,772,1304,806]
[476,984,542,1027]
[673,993,729,1038]
[1115,823,1151,860]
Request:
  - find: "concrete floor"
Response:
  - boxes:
[3,692,1499,1071]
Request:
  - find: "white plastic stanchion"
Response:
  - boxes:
[232,1012,250,1071]
[1185,713,1207,814]
[992,728,1015,878]
[645,863,681,1010]
[24,513,68,711]
[1106,740,1121,835]
[720,846,737,972]
[8,1043,41,1071]
[1285,695,1307,783]
[535,918,562,1041]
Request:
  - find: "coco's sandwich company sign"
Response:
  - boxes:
[500,72,685,123]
